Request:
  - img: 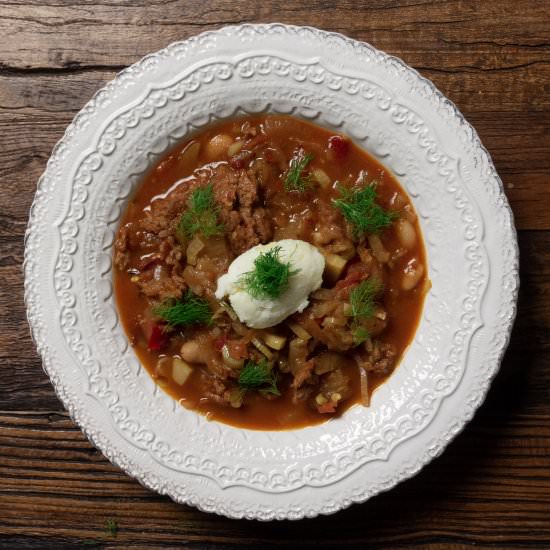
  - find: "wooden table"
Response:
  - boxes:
[1,1,549,548]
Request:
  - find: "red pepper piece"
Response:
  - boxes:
[328,135,350,160]
[148,324,169,351]
[214,335,227,351]
[225,338,249,359]
[229,156,246,169]
[335,270,363,290]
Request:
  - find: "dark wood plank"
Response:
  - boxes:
[1,0,549,547]
[0,1,549,79]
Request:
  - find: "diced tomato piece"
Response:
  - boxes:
[328,135,350,160]
[148,324,169,351]
[229,156,246,169]
[225,338,249,359]
[335,270,363,290]
[318,401,337,414]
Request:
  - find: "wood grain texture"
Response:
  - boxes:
[0,1,549,548]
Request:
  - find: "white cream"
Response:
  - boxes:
[215,239,325,329]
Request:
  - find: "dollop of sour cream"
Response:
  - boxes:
[215,239,325,329]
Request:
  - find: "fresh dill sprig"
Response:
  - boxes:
[349,277,383,321]
[239,245,299,300]
[284,152,314,191]
[105,519,118,538]
[177,183,224,240]
[352,326,370,346]
[332,183,396,238]
[238,359,280,396]
[153,291,212,327]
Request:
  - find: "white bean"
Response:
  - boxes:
[180,340,203,364]
[395,218,417,250]
[205,134,233,160]
[401,258,425,291]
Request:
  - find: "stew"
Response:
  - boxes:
[114,115,428,430]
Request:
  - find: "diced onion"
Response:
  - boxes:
[227,140,244,157]
[211,305,226,321]
[186,235,205,265]
[262,333,287,350]
[219,301,238,321]
[231,320,249,337]
[331,392,342,403]
[287,321,312,341]
[221,345,245,368]
[322,316,344,328]
[323,253,348,284]
[374,307,387,320]
[312,168,331,188]
[314,352,348,375]
[252,337,273,359]
[315,394,328,405]
[288,337,308,369]
[172,358,193,386]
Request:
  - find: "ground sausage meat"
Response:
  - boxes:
[212,165,273,255]
[115,162,273,299]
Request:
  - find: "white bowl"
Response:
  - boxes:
[24,23,519,520]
